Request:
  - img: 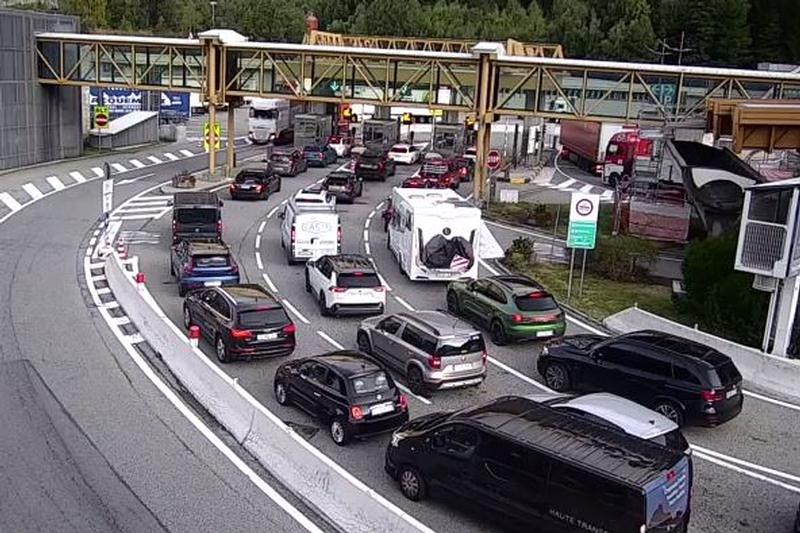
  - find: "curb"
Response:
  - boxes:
[159,178,232,195]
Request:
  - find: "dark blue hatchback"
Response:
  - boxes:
[170,240,240,296]
[303,144,338,167]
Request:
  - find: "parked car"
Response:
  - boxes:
[305,254,385,316]
[270,147,307,177]
[303,144,338,167]
[446,275,566,345]
[418,159,461,189]
[171,191,223,244]
[387,143,421,165]
[273,351,409,445]
[170,240,240,296]
[357,311,487,396]
[229,168,281,200]
[537,330,744,427]
[529,392,691,454]
[322,171,363,203]
[182,284,296,362]
[328,134,353,158]
[385,396,692,533]
[795,502,800,533]
[355,148,396,181]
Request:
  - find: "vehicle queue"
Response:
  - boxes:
[162,132,754,533]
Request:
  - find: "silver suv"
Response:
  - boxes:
[357,311,487,396]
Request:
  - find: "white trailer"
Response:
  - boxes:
[248,98,299,144]
[388,188,481,281]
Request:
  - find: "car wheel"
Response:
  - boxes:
[329,417,351,446]
[215,336,230,363]
[183,306,192,329]
[274,380,290,406]
[407,366,427,396]
[357,331,372,354]
[318,291,331,317]
[169,258,175,277]
[178,285,187,297]
[275,179,282,192]
[304,270,311,293]
[446,291,460,315]
[654,400,685,427]
[398,466,427,501]
[490,320,508,346]
[543,362,570,392]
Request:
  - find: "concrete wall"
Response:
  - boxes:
[0,8,82,171]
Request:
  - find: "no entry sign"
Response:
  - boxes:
[487,149,502,170]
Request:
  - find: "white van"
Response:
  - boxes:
[280,189,341,264]
[387,187,481,281]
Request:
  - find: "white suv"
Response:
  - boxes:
[305,254,386,317]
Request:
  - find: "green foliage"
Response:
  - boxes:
[590,235,658,282]
[488,201,553,227]
[504,236,536,269]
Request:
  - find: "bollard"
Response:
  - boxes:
[189,325,200,348]
[135,271,146,291]
[117,241,128,260]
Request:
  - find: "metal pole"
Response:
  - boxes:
[226,103,235,176]
[207,41,217,176]
[762,289,778,353]
[579,249,587,298]
[550,204,560,257]
[566,248,576,302]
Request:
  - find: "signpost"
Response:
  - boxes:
[486,149,502,170]
[102,161,113,228]
[566,192,600,301]
[203,121,221,153]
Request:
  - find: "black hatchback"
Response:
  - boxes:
[274,351,409,445]
[183,284,296,362]
[229,168,281,200]
[323,171,363,203]
[537,330,743,427]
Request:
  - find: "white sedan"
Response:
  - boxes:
[387,144,421,165]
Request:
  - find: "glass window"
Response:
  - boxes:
[321,370,345,394]
[337,273,381,288]
[401,325,436,355]
[176,208,217,224]
[650,429,689,452]
[303,363,328,385]
[748,189,793,224]
[210,294,230,320]
[431,424,479,456]
[235,171,267,183]
[379,317,403,335]
[709,361,742,387]
[672,364,701,385]
[514,294,559,312]
[193,255,229,268]
[237,308,290,328]
[436,334,486,357]
[486,284,507,304]
[350,371,391,394]
[624,353,672,377]
[597,344,630,365]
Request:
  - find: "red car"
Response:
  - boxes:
[418,159,461,189]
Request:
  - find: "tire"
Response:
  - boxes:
[178,285,187,297]
[406,366,427,396]
[654,400,685,427]
[275,178,282,192]
[274,380,290,406]
[543,362,570,392]
[398,466,427,501]
[304,270,311,293]
[490,320,508,346]
[446,291,460,315]
[318,291,331,317]
[215,336,230,363]
[357,331,372,354]
[183,306,192,329]
[329,417,351,446]
[169,258,175,277]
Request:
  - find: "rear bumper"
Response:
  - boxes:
[505,321,567,341]
[230,189,266,199]
[331,302,384,315]
[427,370,486,390]
[173,232,220,243]
[305,159,326,167]
[229,340,295,359]
[180,275,240,291]
[357,170,386,180]
[351,410,409,439]
[273,167,296,176]
[689,394,744,426]
[329,191,357,202]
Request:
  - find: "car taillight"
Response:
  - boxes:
[254,184,263,192]
[337,227,342,243]
[350,405,364,421]
[512,314,524,323]
[666,470,677,483]
[290,226,296,242]
[230,262,239,274]
[183,259,194,275]
[396,394,408,411]
[217,220,223,234]
[282,323,296,335]
[427,356,441,369]
[481,350,488,365]
[229,185,235,192]
[331,287,347,293]
[230,329,253,341]
[702,389,725,402]
[374,286,385,292]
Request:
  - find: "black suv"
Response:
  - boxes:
[274,351,409,445]
[183,284,296,362]
[323,171,363,203]
[229,168,281,200]
[355,148,396,181]
[537,330,744,426]
[171,191,223,244]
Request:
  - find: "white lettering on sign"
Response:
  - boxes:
[301,221,332,234]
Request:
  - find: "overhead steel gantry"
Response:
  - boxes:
[35,31,800,200]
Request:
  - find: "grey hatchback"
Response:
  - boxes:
[357,311,487,396]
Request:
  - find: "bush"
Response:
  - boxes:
[504,236,536,269]
[590,235,657,282]
[489,202,553,228]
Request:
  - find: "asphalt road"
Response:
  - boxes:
[0,145,323,532]
[125,155,800,533]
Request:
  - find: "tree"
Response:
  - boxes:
[595,0,656,60]
[345,0,424,36]
[221,0,307,41]
[549,0,603,58]
[61,0,108,29]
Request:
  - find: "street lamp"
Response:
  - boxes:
[210,1,218,27]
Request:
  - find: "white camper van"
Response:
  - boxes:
[387,188,481,281]
[280,189,341,264]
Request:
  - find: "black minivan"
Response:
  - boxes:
[171,191,223,244]
[386,396,692,533]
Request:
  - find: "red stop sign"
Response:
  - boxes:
[487,149,502,170]
[95,113,109,127]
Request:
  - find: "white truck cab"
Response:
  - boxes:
[280,189,341,264]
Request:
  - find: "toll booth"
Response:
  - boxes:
[294,113,332,148]
[362,118,399,150]
[431,123,466,155]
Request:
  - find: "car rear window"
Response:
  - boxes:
[338,272,381,288]
[709,361,742,387]
[350,371,391,394]
[235,172,265,184]
[238,308,290,328]
[436,334,485,357]
[514,293,558,312]
[650,428,690,453]
[328,136,341,143]
[271,154,291,162]
[326,176,350,187]
[390,146,408,153]
[303,146,321,152]
[193,255,229,267]
[176,208,217,224]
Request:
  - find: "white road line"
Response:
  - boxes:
[364,241,371,255]
[395,383,433,405]
[478,258,500,276]
[88,237,98,247]
[556,178,577,189]
[488,356,552,392]
[129,159,146,168]
[317,331,344,350]
[364,219,371,229]
[692,445,800,484]
[362,230,369,242]
[262,273,278,293]
[111,213,162,221]
[147,155,163,164]
[22,183,44,201]
[267,205,280,219]
[579,184,594,193]
[124,199,169,207]
[0,193,23,212]
[180,149,194,157]
[601,190,614,200]
[743,390,800,412]
[255,235,261,249]
[564,314,608,337]
[258,221,266,233]
[91,167,105,177]
[111,316,131,326]
[116,206,169,214]
[103,301,120,309]
[693,450,800,494]
[256,253,264,270]
[130,194,172,201]
[376,201,385,210]
[394,296,415,312]
[69,171,87,183]
[111,163,127,173]
[96,287,111,295]
[164,152,180,161]
[377,273,392,292]
[117,172,155,186]
[282,299,310,324]
[153,208,172,221]
[46,176,66,191]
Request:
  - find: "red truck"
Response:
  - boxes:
[560,120,653,186]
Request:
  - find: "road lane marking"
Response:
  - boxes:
[180,149,194,157]
[394,296,415,312]
[69,171,87,183]
[255,235,261,249]
[91,167,104,177]
[22,183,44,201]
[0,193,22,212]
[256,253,263,270]
[743,390,800,412]
[282,299,310,324]
[692,445,800,484]
[147,155,163,164]
[317,331,344,349]
[362,230,368,242]
[258,221,266,233]
[129,159,146,168]
[164,152,179,161]
[364,241,371,255]
[118,172,155,186]
[478,258,500,276]
[46,176,66,191]
[116,206,168,214]
[111,163,127,173]
[488,356,552,392]
[267,205,280,218]
[262,273,278,293]
[693,450,800,494]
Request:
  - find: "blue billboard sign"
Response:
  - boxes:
[160,92,190,120]
[89,88,143,117]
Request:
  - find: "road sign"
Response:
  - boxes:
[401,112,413,125]
[487,150,502,170]
[102,178,114,214]
[329,80,342,93]
[567,192,600,249]
[94,106,110,128]
[203,121,221,152]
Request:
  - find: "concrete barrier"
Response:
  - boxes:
[604,307,800,402]
[105,252,433,533]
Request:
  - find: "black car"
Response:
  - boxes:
[537,330,744,427]
[355,148,396,181]
[183,284,296,362]
[171,191,223,244]
[274,351,409,445]
[229,168,281,200]
[795,501,800,533]
[322,171,363,203]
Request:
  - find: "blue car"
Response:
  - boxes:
[170,240,240,296]
[303,144,338,167]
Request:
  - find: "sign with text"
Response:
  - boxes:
[567,192,600,249]
[159,92,190,120]
[89,88,142,117]
[94,106,110,128]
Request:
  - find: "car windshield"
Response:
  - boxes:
[350,371,391,394]
[238,308,290,328]
[193,255,229,267]
[514,293,559,312]
[271,154,291,163]
[361,155,382,163]
[304,146,322,152]
[338,272,381,288]
[176,208,217,224]
[436,335,485,357]
[235,172,265,184]
[650,428,690,452]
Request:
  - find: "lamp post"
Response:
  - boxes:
[210,1,218,26]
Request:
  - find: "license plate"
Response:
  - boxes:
[536,330,554,338]
[371,402,394,416]
[453,363,473,372]
[204,280,222,287]
[257,333,278,341]
[726,388,738,399]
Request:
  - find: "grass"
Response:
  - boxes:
[486,201,615,238]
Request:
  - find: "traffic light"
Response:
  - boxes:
[465,116,476,129]
[342,107,352,120]
[401,112,413,125]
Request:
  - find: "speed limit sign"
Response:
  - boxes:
[487,150,502,170]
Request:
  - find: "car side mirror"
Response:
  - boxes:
[278,211,285,220]
[218,200,224,207]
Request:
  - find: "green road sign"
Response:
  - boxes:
[567,221,598,249]
[329,80,341,93]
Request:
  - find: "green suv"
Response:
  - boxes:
[446,275,566,345]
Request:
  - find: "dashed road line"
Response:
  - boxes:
[46,176,66,191]
[258,220,266,233]
[316,331,344,349]
[394,296,415,312]
[0,192,22,212]
[478,258,500,276]
[255,235,261,250]
[69,171,88,183]
[164,152,180,161]
[180,149,194,157]
[147,155,163,164]
[111,163,127,173]
[22,183,44,201]
[91,167,105,178]
[256,253,263,270]
[129,159,146,169]
[267,205,281,219]
[262,273,278,293]
[282,299,310,325]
